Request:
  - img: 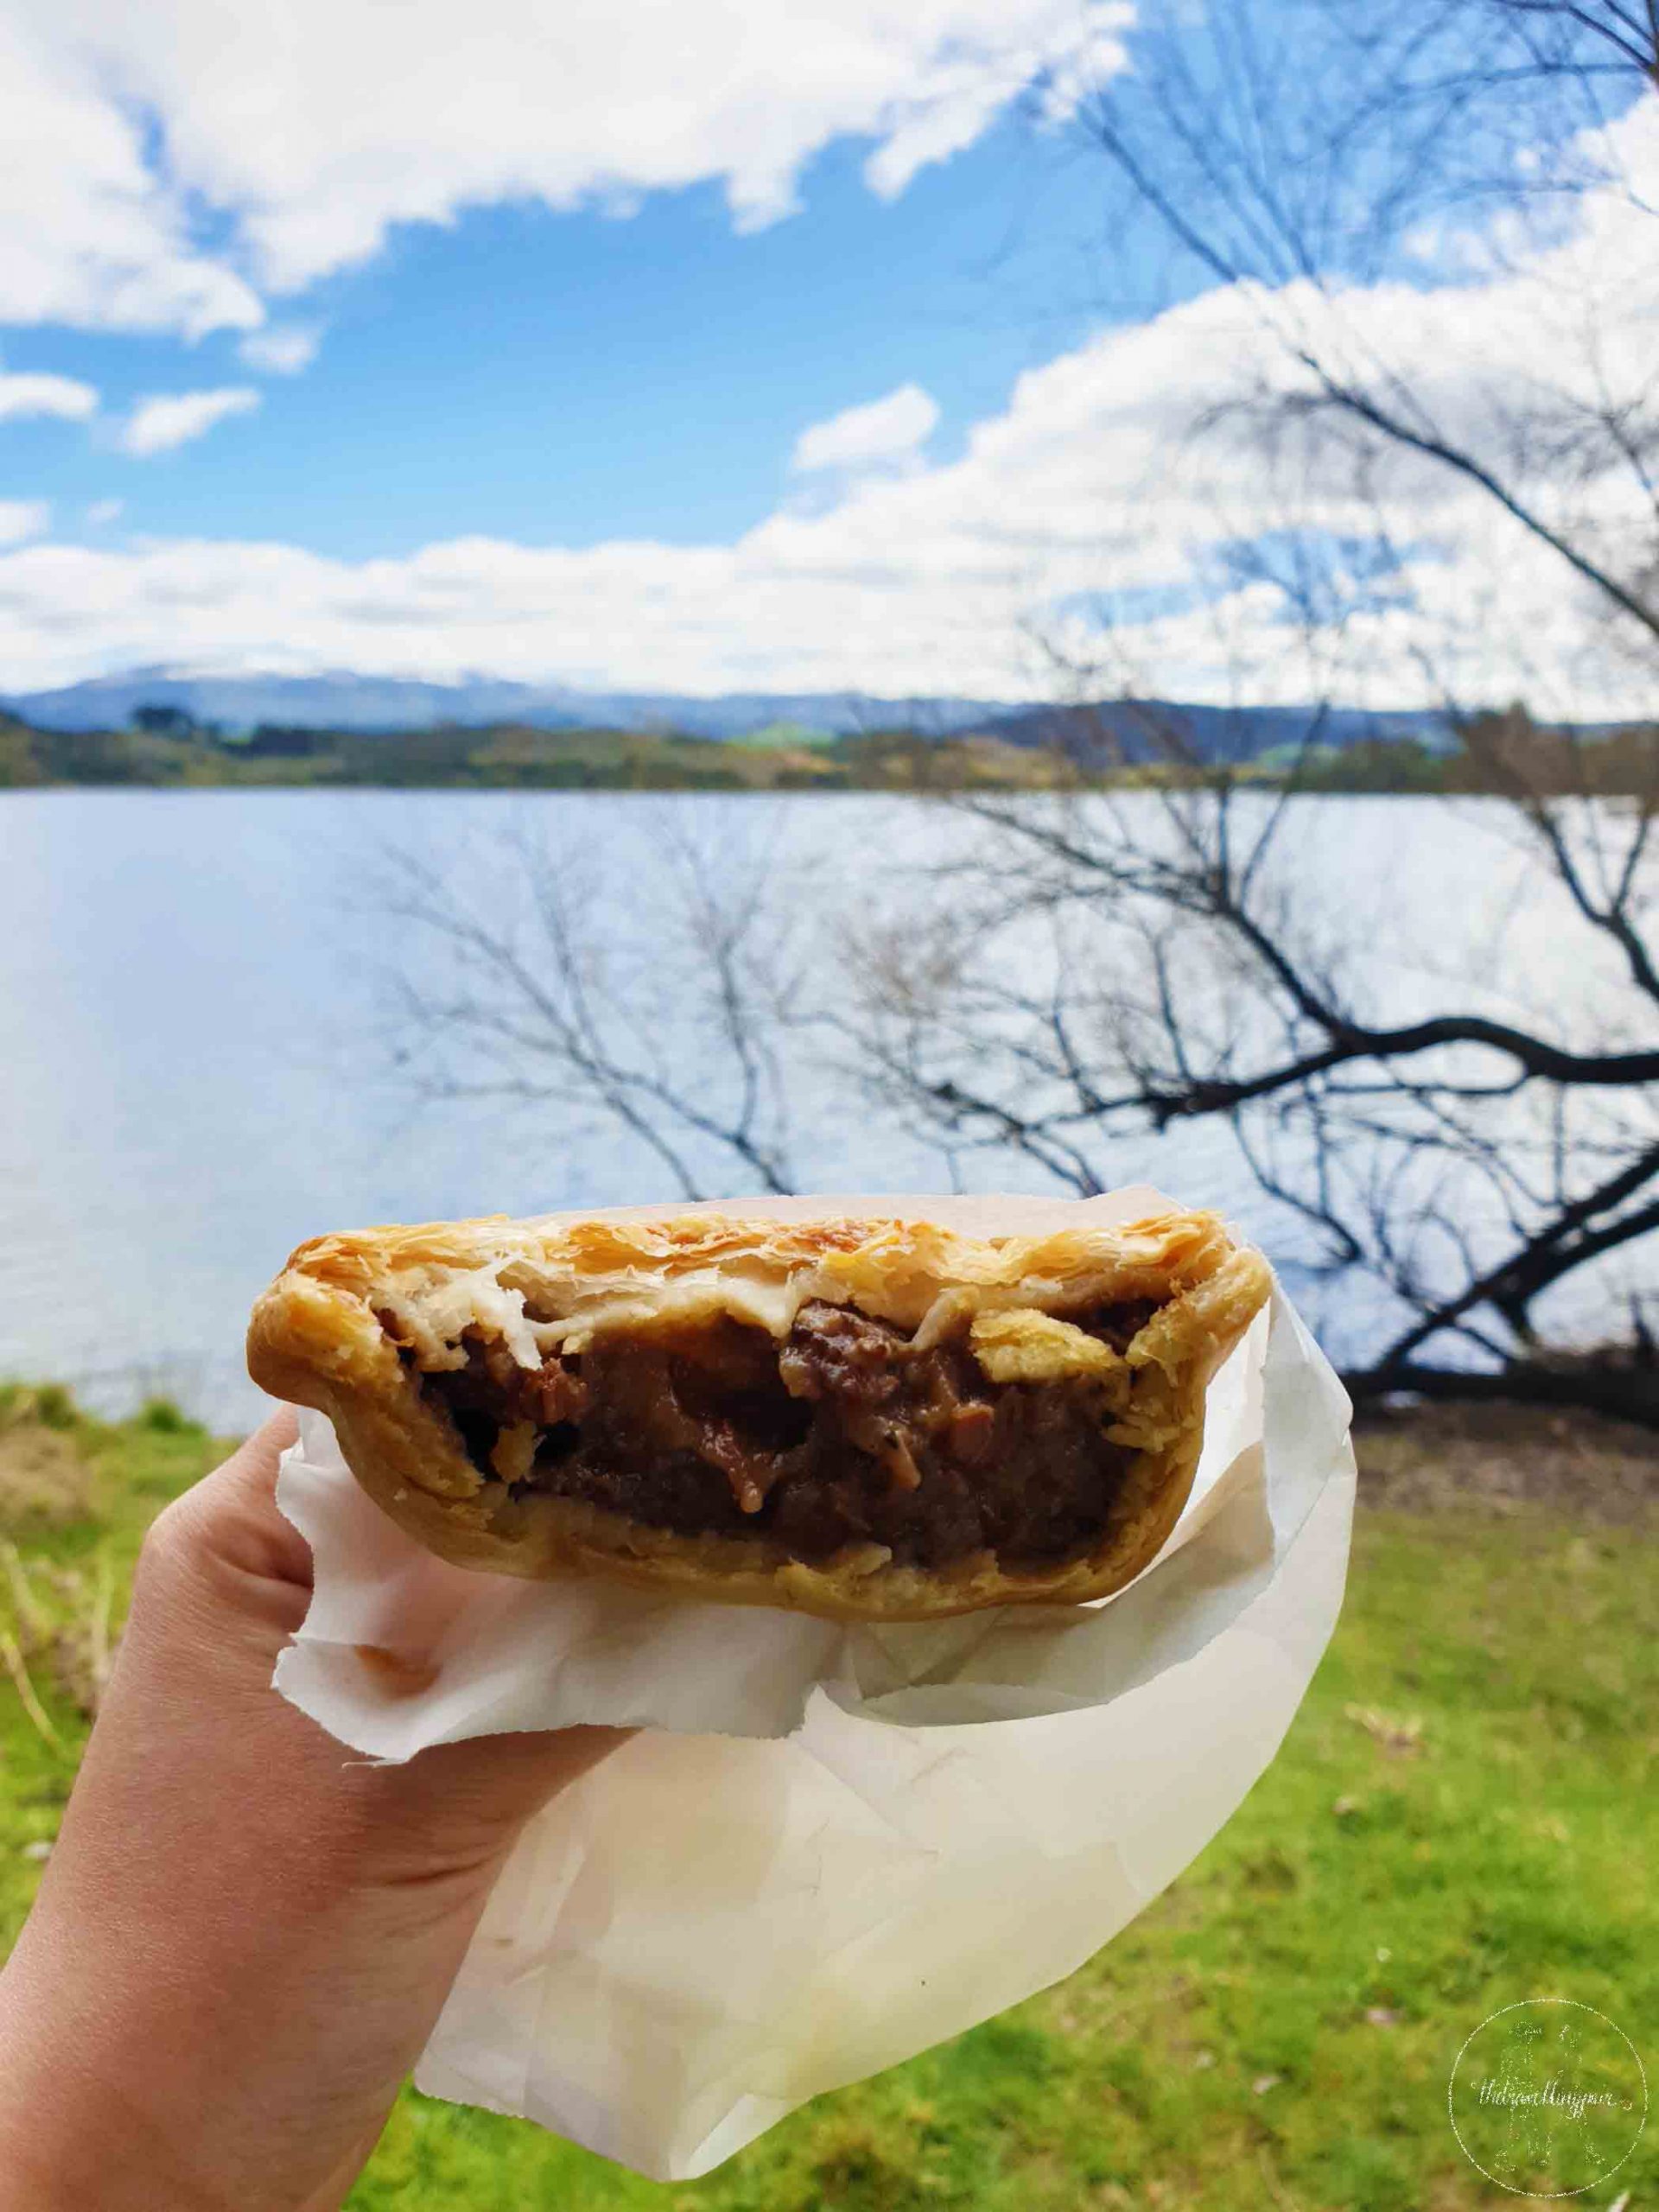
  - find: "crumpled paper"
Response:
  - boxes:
[270,1191,1356,2180]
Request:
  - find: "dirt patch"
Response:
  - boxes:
[1354,1398,1659,1525]
[0,1421,94,1530]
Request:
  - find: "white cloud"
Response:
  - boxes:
[0,365,99,423]
[0,2,1132,331]
[0,103,1653,719]
[118,388,262,459]
[0,17,261,337]
[791,384,940,474]
[85,498,124,524]
[237,326,321,375]
[864,12,1130,199]
[0,499,48,545]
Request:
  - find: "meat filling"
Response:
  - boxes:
[415,1297,1156,1571]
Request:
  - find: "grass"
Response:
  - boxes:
[2,1382,1654,2209]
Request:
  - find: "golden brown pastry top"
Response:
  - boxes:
[262,1204,1262,1376]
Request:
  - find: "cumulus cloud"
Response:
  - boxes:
[0,1,1133,333]
[118,388,262,459]
[791,384,940,474]
[864,10,1130,200]
[1,103,1652,719]
[0,499,48,545]
[0,17,261,337]
[237,326,322,375]
[85,498,124,524]
[0,365,99,423]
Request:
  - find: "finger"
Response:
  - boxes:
[353,1724,637,1881]
[130,1408,315,1664]
[208,1404,302,1511]
[166,1405,310,1592]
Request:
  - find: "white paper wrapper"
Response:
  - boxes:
[270,1191,1355,2179]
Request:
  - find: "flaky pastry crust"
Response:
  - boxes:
[248,1206,1271,1622]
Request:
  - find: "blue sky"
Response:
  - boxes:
[0,1,1651,712]
[3,122,1127,560]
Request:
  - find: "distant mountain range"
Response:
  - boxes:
[3,670,1004,742]
[979,699,1452,764]
[3,666,1455,758]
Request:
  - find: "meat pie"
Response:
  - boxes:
[247,1208,1271,1622]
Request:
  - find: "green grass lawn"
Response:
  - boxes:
[2,1384,1654,2210]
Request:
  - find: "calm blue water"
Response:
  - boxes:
[0,787,1642,1423]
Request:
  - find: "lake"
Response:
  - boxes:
[0,787,1645,1427]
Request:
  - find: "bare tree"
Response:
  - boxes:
[846,713,1658,1418]
[375,810,804,1200]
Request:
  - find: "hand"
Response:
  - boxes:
[0,1410,626,2212]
